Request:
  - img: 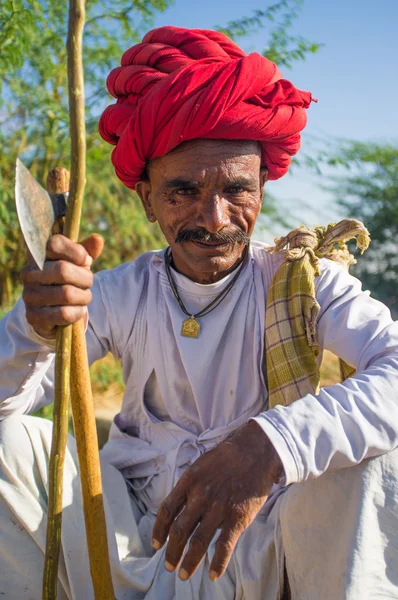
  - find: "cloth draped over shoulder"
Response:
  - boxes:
[265,219,371,408]
[99,26,314,189]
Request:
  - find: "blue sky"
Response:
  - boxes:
[151,0,398,238]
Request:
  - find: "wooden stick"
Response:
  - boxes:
[63,0,115,597]
[42,170,71,600]
[64,0,86,242]
[70,320,115,598]
[42,329,71,599]
[42,0,115,595]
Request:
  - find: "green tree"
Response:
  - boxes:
[330,142,398,318]
[0,0,320,306]
[0,0,170,305]
[218,0,321,68]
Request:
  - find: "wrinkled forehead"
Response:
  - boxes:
[147,139,263,183]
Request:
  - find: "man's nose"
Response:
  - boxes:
[198,195,230,233]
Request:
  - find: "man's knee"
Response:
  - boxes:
[0,414,80,506]
[0,414,75,485]
[279,450,398,598]
[0,414,49,469]
[280,447,398,544]
[288,447,398,499]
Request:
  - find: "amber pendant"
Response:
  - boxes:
[181,317,200,338]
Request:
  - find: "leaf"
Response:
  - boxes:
[327,141,398,317]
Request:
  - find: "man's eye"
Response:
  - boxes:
[176,188,197,196]
[226,186,245,194]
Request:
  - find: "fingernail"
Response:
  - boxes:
[164,561,175,572]
[178,568,189,581]
[152,539,161,550]
[209,570,219,582]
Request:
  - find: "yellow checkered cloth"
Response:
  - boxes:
[265,219,370,408]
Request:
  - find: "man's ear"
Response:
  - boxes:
[259,167,269,204]
[135,180,157,223]
[260,167,269,188]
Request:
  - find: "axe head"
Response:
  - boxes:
[15,159,67,270]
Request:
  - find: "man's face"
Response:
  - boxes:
[135,139,268,283]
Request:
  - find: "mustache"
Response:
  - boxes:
[175,227,250,245]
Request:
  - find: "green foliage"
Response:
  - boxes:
[90,354,124,394]
[217,0,322,69]
[32,353,125,423]
[0,1,40,74]
[0,0,169,304]
[32,403,54,422]
[329,142,398,318]
[0,0,321,306]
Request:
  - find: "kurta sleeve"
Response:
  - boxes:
[252,259,398,485]
[0,274,114,420]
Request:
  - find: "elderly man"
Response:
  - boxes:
[1,26,398,600]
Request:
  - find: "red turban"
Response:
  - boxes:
[99,26,314,190]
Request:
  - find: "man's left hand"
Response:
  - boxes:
[152,421,283,582]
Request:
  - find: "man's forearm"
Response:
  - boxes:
[0,299,55,419]
[254,350,398,484]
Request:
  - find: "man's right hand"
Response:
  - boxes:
[21,233,104,339]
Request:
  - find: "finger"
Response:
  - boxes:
[152,481,188,551]
[208,522,244,582]
[164,504,203,572]
[26,305,87,331]
[178,515,221,581]
[23,284,92,308]
[46,234,90,266]
[21,260,93,289]
[79,234,104,261]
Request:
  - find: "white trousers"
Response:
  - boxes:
[1,415,398,600]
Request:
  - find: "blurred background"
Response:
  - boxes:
[1,0,397,431]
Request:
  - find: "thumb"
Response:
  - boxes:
[79,234,105,264]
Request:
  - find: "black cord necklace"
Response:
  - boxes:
[164,245,248,338]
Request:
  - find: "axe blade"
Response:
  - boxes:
[15,158,56,271]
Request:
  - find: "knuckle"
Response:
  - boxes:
[189,534,207,553]
[62,285,75,305]
[169,521,185,542]
[230,505,248,524]
[211,500,224,515]
[215,538,235,555]
[59,305,74,322]
[47,234,63,254]
[57,260,71,281]
[158,502,172,523]
[176,471,194,493]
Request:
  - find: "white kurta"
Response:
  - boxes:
[1,241,398,599]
